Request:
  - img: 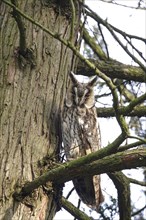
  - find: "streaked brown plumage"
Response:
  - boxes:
[62,72,104,210]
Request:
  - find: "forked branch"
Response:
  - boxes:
[13,148,146,202]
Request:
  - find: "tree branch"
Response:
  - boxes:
[98,0,146,11]
[128,178,146,186]
[108,172,131,220]
[69,0,76,42]
[123,93,146,114]
[13,149,146,201]
[131,205,146,217]
[96,92,146,119]
[80,25,145,82]
[11,0,27,54]
[83,3,146,71]
[98,22,110,58]
[66,187,75,199]
[77,59,146,83]
[118,141,144,152]
[61,197,93,220]
[96,106,146,118]
[82,26,108,61]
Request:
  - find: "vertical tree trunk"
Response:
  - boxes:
[0,1,81,219]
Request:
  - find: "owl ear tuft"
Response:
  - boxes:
[85,97,95,109]
[88,76,98,87]
[70,71,79,85]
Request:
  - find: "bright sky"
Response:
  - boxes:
[86,0,146,64]
[54,1,146,219]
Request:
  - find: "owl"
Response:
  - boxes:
[62,72,104,211]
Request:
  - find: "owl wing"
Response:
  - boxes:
[62,107,83,160]
[79,107,101,153]
[74,107,104,210]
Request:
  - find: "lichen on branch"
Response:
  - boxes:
[13,148,146,202]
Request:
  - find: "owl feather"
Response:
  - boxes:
[62,72,104,211]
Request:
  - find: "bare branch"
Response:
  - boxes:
[82,26,107,60]
[13,149,146,201]
[11,0,26,54]
[109,20,146,44]
[69,0,76,42]
[108,172,131,220]
[98,23,109,58]
[129,178,146,186]
[61,197,93,220]
[127,136,146,144]
[96,105,146,118]
[118,141,144,152]
[66,187,75,199]
[98,0,146,10]
[131,205,146,217]
[77,59,146,83]
[83,3,146,71]
[123,93,146,114]
[124,36,146,63]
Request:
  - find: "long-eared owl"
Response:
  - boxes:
[62,72,104,210]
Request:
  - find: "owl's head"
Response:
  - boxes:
[66,72,97,109]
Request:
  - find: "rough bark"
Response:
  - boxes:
[0,1,80,219]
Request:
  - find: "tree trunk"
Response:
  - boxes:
[0,1,80,219]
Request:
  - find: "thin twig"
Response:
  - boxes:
[109,22,146,44]
[127,135,146,144]
[66,187,75,199]
[129,178,146,186]
[82,3,146,71]
[11,0,26,54]
[98,23,109,58]
[82,25,108,60]
[118,141,144,152]
[123,93,146,114]
[125,37,146,63]
[98,0,146,10]
[131,205,146,217]
[61,197,93,220]
[69,0,76,42]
